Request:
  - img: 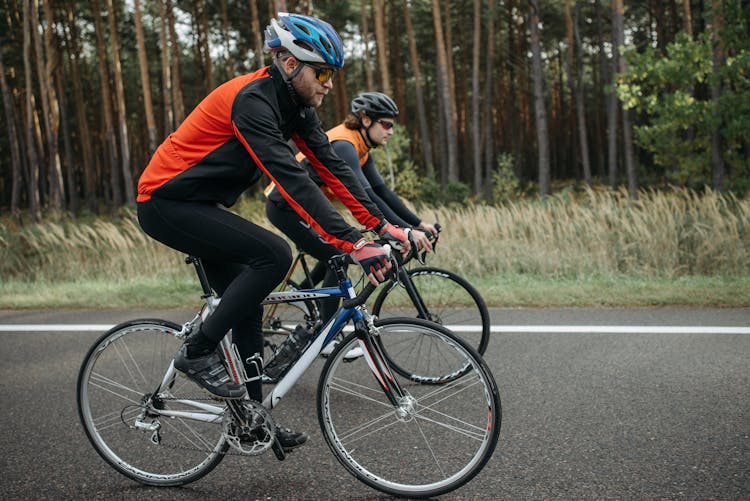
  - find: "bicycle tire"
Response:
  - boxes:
[77,319,227,486]
[317,318,501,499]
[371,267,491,379]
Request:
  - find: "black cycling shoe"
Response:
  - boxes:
[276,426,308,451]
[173,345,246,399]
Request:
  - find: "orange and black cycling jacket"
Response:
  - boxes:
[137,65,384,253]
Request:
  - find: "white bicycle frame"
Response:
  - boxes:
[148,279,367,423]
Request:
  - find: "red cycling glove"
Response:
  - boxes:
[378,223,411,253]
[350,239,392,285]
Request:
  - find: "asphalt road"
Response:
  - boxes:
[1,307,748,500]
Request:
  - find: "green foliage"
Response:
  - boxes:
[491,154,520,203]
[369,126,421,201]
[443,180,471,205]
[618,23,750,191]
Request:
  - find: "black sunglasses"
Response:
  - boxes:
[304,62,336,83]
[374,119,394,130]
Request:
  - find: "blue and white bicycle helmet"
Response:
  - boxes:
[264,13,344,68]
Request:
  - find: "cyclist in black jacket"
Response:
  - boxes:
[136,13,409,450]
[265,92,437,337]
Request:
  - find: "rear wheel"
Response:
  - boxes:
[317,318,501,498]
[77,319,227,486]
[372,267,491,381]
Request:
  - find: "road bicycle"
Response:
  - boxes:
[262,225,491,380]
[77,247,501,499]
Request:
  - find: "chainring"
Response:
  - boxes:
[222,400,276,456]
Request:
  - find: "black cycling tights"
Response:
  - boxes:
[138,198,292,400]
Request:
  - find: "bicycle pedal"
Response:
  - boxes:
[271,439,287,461]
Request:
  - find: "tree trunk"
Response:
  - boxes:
[402,0,433,176]
[613,0,638,198]
[606,0,619,188]
[167,1,185,124]
[64,1,96,212]
[710,0,725,190]
[199,0,214,90]
[159,0,174,137]
[359,0,375,91]
[0,44,24,221]
[332,67,349,122]
[567,0,592,184]
[483,2,495,199]
[220,0,233,78]
[35,0,65,212]
[22,0,41,221]
[372,0,391,96]
[134,0,157,155]
[92,0,120,207]
[683,0,693,36]
[471,0,482,193]
[594,0,606,178]
[443,0,457,133]
[105,0,135,205]
[249,0,264,69]
[391,11,406,116]
[56,60,79,214]
[431,0,458,183]
[529,0,551,196]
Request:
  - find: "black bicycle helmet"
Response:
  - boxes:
[351,92,399,118]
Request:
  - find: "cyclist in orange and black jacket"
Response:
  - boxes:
[265,92,438,334]
[136,13,409,450]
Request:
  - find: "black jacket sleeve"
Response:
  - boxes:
[231,89,377,253]
[361,155,422,228]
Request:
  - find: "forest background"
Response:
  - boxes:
[0,0,748,308]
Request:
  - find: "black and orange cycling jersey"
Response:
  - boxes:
[137,64,384,253]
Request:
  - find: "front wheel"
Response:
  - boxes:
[317,318,501,499]
[77,319,227,486]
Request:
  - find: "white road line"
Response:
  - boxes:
[0,324,748,334]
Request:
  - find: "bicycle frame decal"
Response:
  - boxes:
[261,290,337,304]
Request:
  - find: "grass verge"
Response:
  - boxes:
[2,273,747,309]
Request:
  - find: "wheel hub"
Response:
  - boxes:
[394,395,418,421]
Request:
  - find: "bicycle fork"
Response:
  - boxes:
[355,317,409,409]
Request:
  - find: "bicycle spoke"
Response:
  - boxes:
[328,377,394,408]
[92,406,139,431]
[160,412,223,452]
[337,411,402,445]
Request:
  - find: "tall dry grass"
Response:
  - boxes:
[1,188,748,286]
[418,187,750,278]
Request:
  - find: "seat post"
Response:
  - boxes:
[185,255,213,297]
